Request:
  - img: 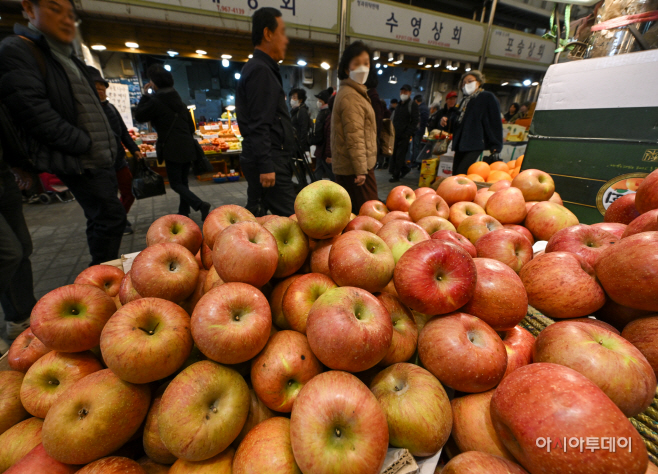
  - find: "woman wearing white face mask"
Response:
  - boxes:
[440,70,503,176]
[330,41,379,214]
[290,88,310,155]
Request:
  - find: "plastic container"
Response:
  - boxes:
[213,177,228,183]
[227,176,240,182]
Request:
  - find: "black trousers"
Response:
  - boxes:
[58,168,126,266]
[241,154,296,217]
[0,169,37,322]
[453,150,483,176]
[165,161,203,216]
[314,157,334,181]
[390,136,411,178]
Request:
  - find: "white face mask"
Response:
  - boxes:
[290,99,299,108]
[463,82,478,96]
[349,65,369,85]
[317,100,324,109]
[400,93,410,102]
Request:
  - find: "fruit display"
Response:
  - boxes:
[138,143,155,154]
[1,172,658,474]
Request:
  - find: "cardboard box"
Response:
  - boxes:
[437,155,454,178]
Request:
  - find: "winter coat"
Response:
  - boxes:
[290,103,310,153]
[448,91,503,153]
[392,98,419,140]
[311,107,331,162]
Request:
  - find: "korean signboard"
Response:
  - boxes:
[347,0,486,56]
[487,26,555,66]
[107,83,134,129]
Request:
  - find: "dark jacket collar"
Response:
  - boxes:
[253,49,280,74]
[14,23,50,52]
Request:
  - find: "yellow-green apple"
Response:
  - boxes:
[380,210,412,224]
[377,220,430,264]
[0,417,43,472]
[549,191,563,205]
[376,293,418,366]
[294,181,352,239]
[621,209,658,237]
[290,371,388,474]
[533,321,655,417]
[591,222,627,239]
[545,224,618,267]
[31,284,116,352]
[0,371,29,435]
[604,193,640,225]
[159,361,249,462]
[489,179,511,192]
[437,176,477,206]
[408,193,450,221]
[475,229,533,273]
[77,456,145,473]
[269,275,301,329]
[501,326,534,378]
[7,328,49,373]
[511,169,555,201]
[180,268,207,314]
[457,214,504,245]
[42,369,150,464]
[594,298,653,331]
[203,205,256,249]
[233,390,273,446]
[192,283,271,364]
[622,316,658,377]
[143,385,176,465]
[449,201,485,228]
[485,187,527,224]
[344,215,383,233]
[394,240,477,315]
[282,273,336,334]
[203,266,224,294]
[473,190,495,209]
[200,241,212,270]
[309,236,339,276]
[100,298,193,383]
[370,363,452,456]
[289,214,298,221]
[450,390,514,460]
[146,214,203,255]
[441,451,529,474]
[416,216,456,235]
[212,222,278,288]
[131,243,199,303]
[170,448,233,473]
[431,229,477,257]
[4,443,78,474]
[118,271,141,305]
[329,231,395,293]
[20,351,102,418]
[490,363,649,474]
[263,217,309,278]
[503,224,535,245]
[462,258,527,331]
[414,187,435,198]
[636,169,658,214]
[233,418,299,474]
[520,252,605,318]
[524,202,579,241]
[359,200,389,221]
[419,312,507,392]
[250,330,322,412]
[386,185,416,212]
[306,287,392,372]
[596,232,658,311]
[74,265,125,298]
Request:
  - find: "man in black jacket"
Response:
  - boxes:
[236,7,296,217]
[309,87,334,181]
[412,94,430,168]
[389,84,419,183]
[0,0,126,266]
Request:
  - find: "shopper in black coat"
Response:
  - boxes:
[389,84,419,182]
[135,64,210,219]
[310,87,334,180]
[290,88,310,154]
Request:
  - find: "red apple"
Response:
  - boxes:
[192,283,271,364]
[501,326,535,378]
[256,215,279,225]
[200,241,213,270]
[431,229,477,257]
[158,361,249,462]
[344,215,383,234]
[203,205,256,249]
[295,180,352,239]
[545,224,618,267]
[386,185,416,212]
[250,330,322,413]
[419,312,507,392]
[394,240,477,315]
[100,298,193,383]
[262,217,309,278]
[549,192,563,205]
[306,286,392,372]
[0,417,43,473]
[448,201,485,228]
[473,190,495,209]
[233,418,298,474]
[621,209,658,237]
[636,168,658,214]
[503,224,535,245]
[604,193,641,225]
[309,236,339,276]
[290,371,388,474]
[457,214,504,245]
[31,284,116,352]
[380,210,412,224]
[203,266,224,294]
[7,328,49,373]
[490,363,649,474]
[376,293,418,366]
[596,232,658,311]
[212,222,278,288]
[524,202,579,241]
[622,316,658,377]
[594,298,653,331]
[486,187,527,224]
[382,278,398,297]
[77,457,145,473]
[147,214,203,255]
[268,275,301,329]
[169,447,233,473]
[525,201,539,212]
[0,371,29,436]
[74,265,125,298]
[441,451,528,474]
[377,220,430,263]
[359,200,389,221]
[475,228,533,273]
[143,385,176,465]
[42,369,150,464]
[180,268,207,315]
[414,187,435,198]
[282,273,336,334]
[511,169,555,201]
[329,231,395,293]
[233,389,273,447]
[118,271,141,305]
[520,252,605,319]
[4,443,78,474]
[416,216,456,235]
[408,193,450,222]
[564,317,620,334]
[437,176,477,206]
[591,222,627,239]
[489,179,512,192]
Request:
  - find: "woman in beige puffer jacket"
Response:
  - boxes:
[331,41,379,214]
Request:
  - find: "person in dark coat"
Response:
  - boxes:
[0,0,126,267]
[364,70,389,170]
[504,102,520,122]
[310,87,334,180]
[236,7,296,217]
[388,98,398,114]
[290,87,310,155]
[412,94,430,167]
[389,84,419,182]
[135,64,210,220]
[439,91,459,132]
[427,102,441,132]
[442,71,503,176]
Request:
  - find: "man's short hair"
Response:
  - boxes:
[390,99,398,104]
[252,7,282,47]
[147,64,174,89]
[290,88,307,103]
[414,95,423,103]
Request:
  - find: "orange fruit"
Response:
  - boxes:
[455,174,467,177]
[516,155,524,167]
[509,168,519,178]
[467,174,484,182]
[487,170,513,183]
[507,160,516,170]
[467,162,490,180]
[490,162,509,172]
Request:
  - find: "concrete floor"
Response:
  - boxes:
[1,167,421,345]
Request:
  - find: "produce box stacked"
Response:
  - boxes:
[1,166,658,474]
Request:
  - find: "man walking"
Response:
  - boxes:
[0,0,126,266]
[412,94,429,167]
[389,84,419,183]
[236,7,296,217]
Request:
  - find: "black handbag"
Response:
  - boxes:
[132,158,166,200]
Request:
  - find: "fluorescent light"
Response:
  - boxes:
[222,59,229,67]
[501,82,509,86]
[373,50,380,60]
[187,105,196,110]
[388,52,394,62]
[164,64,171,71]
[221,54,232,59]
[377,69,383,75]
[418,56,426,66]
[167,50,178,57]
[248,54,253,59]
[375,63,381,69]
[383,64,388,68]
[434,59,441,68]
[465,62,471,72]
[125,42,139,49]
[320,62,330,70]
[196,50,207,55]
[297,59,307,66]
[234,72,241,80]
[91,44,106,51]
[531,81,539,86]
[425,64,432,68]
[523,79,532,86]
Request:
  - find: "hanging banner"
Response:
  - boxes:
[487,26,555,66]
[107,83,134,129]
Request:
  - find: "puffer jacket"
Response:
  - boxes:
[330,79,377,176]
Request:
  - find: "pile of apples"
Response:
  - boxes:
[1,169,658,474]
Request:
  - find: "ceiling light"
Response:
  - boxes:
[147,88,153,94]
[388,52,394,62]
[248,54,253,59]
[221,54,232,59]
[434,59,441,68]
[222,59,229,67]
[373,50,380,60]
[388,75,398,84]
[320,62,330,70]
[523,79,532,86]
[452,61,460,70]
[226,105,236,111]
[425,64,432,68]
[187,105,196,110]
[234,72,241,80]
[297,59,307,66]
[375,63,381,69]
[445,60,452,69]
[397,53,404,64]
[501,82,509,86]
[418,56,426,66]
[196,50,207,55]
[278,60,283,64]
[125,42,139,49]
[167,50,178,57]
[377,70,383,75]
[91,44,106,51]
[531,81,539,86]
[164,64,171,71]
[383,64,388,68]
[465,62,472,72]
